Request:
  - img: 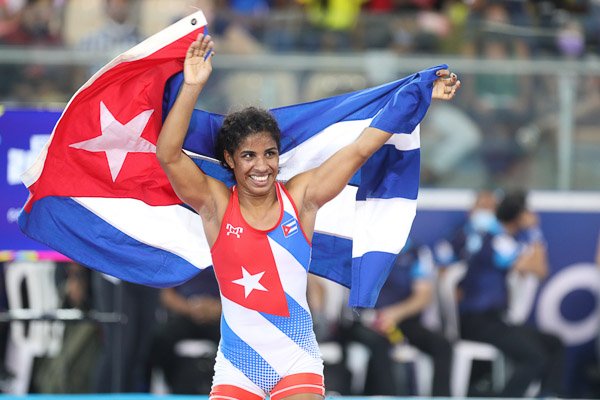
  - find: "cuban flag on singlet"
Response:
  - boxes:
[18,10,442,307]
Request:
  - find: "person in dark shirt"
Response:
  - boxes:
[458,190,565,397]
[150,267,221,393]
[345,241,452,396]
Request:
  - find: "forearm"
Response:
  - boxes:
[387,282,433,323]
[389,296,430,322]
[307,127,392,207]
[156,83,203,164]
[513,243,548,279]
[160,289,191,316]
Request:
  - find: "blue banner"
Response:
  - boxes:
[0,107,63,260]
[412,193,600,397]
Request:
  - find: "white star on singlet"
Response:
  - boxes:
[69,101,155,182]
[232,267,268,298]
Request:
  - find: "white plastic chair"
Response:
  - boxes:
[437,262,506,397]
[506,270,540,325]
[388,246,438,397]
[4,261,64,394]
[391,342,433,396]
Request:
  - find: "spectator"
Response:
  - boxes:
[0,0,66,102]
[420,102,482,185]
[32,262,101,393]
[75,0,142,77]
[149,268,221,394]
[0,263,12,393]
[343,241,452,396]
[461,2,535,186]
[91,272,159,393]
[434,189,499,268]
[307,275,352,395]
[297,0,367,51]
[187,0,265,55]
[458,189,566,397]
[0,0,62,46]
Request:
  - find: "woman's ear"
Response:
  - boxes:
[224,151,234,170]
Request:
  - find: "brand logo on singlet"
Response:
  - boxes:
[281,218,298,238]
[226,223,243,238]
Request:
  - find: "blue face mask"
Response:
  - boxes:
[469,209,497,233]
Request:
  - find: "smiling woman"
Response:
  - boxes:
[155,33,460,400]
[217,107,282,204]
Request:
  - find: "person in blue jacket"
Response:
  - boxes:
[344,241,452,396]
[458,189,565,397]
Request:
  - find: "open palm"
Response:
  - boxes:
[184,34,214,87]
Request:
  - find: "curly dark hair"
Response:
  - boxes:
[496,189,527,223]
[216,107,281,170]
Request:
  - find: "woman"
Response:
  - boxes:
[157,34,460,400]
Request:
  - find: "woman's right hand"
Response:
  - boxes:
[184,33,215,87]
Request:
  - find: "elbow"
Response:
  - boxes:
[354,143,374,165]
[156,147,179,168]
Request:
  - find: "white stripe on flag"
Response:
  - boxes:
[278,119,371,181]
[386,124,420,150]
[73,197,211,268]
[352,196,417,257]
[314,185,357,240]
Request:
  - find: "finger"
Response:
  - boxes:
[187,39,199,56]
[199,35,212,54]
[436,69,450,78]
[448,81,461,98]
[204,47,215,62]
[443,73,458,86]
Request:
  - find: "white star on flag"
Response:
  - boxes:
[70,101,156,182]
[232,267,268,298]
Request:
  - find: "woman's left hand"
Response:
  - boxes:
[184,33,215,88]
[432,69,461,100]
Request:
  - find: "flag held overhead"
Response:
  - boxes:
[19,10,445,307]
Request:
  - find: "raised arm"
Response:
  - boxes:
[287,69,460,232]
[156,34,228,224]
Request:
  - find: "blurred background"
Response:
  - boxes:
[0,0,599,398]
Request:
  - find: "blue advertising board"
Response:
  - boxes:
[0,107,63,260]
[414,190,600,397]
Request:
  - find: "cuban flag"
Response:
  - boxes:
[18,10,445,307]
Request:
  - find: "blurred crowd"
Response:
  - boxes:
[1,0,599,54]
[1,0,600,192]
[1,188,599,397]
[0,0,599,102]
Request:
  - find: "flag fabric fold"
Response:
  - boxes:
[18,10,445,307]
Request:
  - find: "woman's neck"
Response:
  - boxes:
[237,185,279,230]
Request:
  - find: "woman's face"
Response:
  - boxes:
[225,132,279,196]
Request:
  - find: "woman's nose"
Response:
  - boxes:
[255,155,268,168]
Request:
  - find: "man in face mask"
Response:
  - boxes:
[457,189,565,398]
[434,190,500,266]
